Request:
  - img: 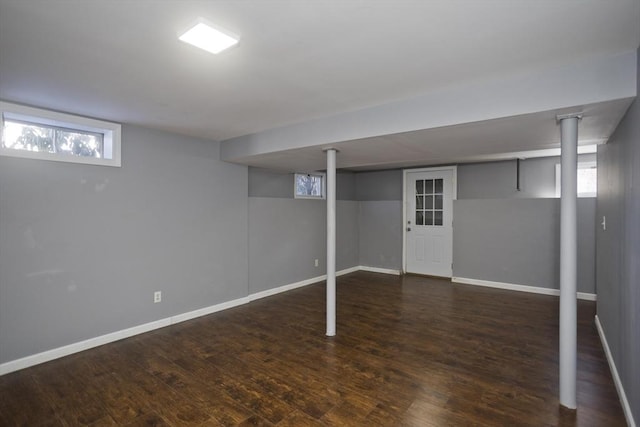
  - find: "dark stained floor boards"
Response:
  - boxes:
[0,271,626,426]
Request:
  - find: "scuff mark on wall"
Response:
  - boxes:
[25,269,65,278]
[95,178,109,192]
[23,227,42,250]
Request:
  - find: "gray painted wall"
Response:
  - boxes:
[457,154,596,199]
[248,198,358,294]
[336,200,360,271]
[358,201,403,270]
[354,170,403,270]
[0,125,248,364]
[596,47,639,423]
[453,198,595,293]
[247,166,405,288]
[337,172,357,201]
[247,166,402,295]
[355,169,402,201]
[353,161,598,280]
[247,166,359,295]
[248,168,293,199]
[453,155,597,293]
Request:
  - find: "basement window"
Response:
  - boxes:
[294,173,325,199]
[1,101,121,167]
[555,162,597,198]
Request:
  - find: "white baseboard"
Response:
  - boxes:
[576,292,598,301]
[0,265,365,375]
[169,297,250,325]
[248,266,360,302]
[339,266,362,276]
[595,315,636,427]
[0,317,169,376]
[359,265,401,275]
[0,295,252,376]
[451,277,597,301]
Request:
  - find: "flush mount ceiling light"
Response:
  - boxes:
[178,18,239,54]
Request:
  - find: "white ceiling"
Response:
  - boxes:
[1,0,639,170]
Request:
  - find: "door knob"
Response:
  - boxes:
[407,227,411,232]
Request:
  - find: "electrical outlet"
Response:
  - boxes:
[314,259,319,267]
[154,291,162,303]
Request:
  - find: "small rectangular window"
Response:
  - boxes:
[294,173,325,199]
[1,101,121,167]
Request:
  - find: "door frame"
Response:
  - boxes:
[402,166,458,274]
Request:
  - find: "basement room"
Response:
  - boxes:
[0,1,639,426]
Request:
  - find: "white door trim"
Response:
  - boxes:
[402,166,458,274]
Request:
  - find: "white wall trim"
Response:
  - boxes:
[0,266,362,375]
[249,266,360,302]
[169,297,251,324]
[249,276,325,302]
[0,295,253,376]
[0,318,171,376]
[340,266,362,275]
[359,265,402,275]
[576,292,597,301]
[451,277,597,301]
[595,315,637,427]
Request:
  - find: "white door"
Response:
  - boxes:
[405,169,454,277]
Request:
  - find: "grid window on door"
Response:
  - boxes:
[416,179,444,226]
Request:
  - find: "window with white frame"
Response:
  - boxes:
[555,161,597,198]
[1,101,121,167]
[294,173,325,199]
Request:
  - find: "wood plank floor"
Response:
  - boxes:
[0,272,626,426]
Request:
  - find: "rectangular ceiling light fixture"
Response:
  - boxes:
[179,18,239,54]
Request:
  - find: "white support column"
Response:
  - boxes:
[325,148,337,337]
[558,114,580,410]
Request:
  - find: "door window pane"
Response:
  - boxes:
[434,195,443,209]
[435,179,443,194]
[416,211,424,225]
[425,179,434,195]
[416,180,424,195]
[416,196,423,209]
[425,195,433,209]
[425,211,433,226]
[434,211,443,226]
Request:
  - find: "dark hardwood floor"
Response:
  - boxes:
[0,272,626,426]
